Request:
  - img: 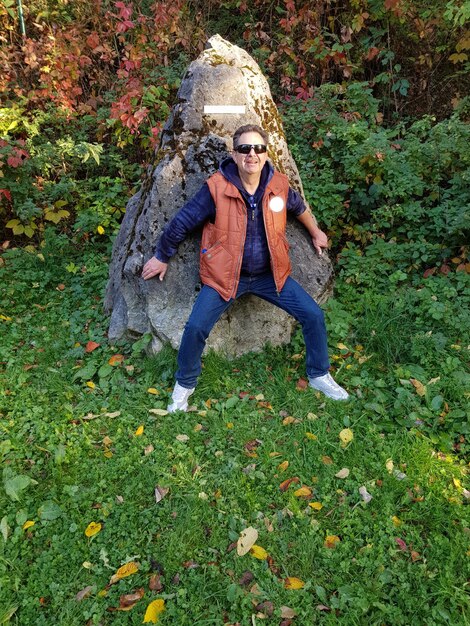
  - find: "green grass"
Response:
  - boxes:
[0,237,469,625]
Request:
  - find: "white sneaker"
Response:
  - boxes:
[167,382,195,413]
[309,373,349,401]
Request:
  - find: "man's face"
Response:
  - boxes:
[232,131,268,178]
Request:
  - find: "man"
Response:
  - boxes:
[142,124,349,411]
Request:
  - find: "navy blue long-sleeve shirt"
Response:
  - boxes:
[155,158,306,275]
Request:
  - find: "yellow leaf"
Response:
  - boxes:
[339,428,354,447]
[324,535,341,548]
[23,520,35,530]
[337,343,349,350]
[309,502,323,511]
[134,425,144,436]
[194,423,203,432]
[294,486,312,497]
[110,561,139,584]
[250,544,268,560]
[392,516,402,527]
[453,477,462,490]
[226,422,234,429]
[284,577,305,589]
[305,432,317,440]
[86,381,95,389]
[386,459,394,474]
[85,522,102,537]
[449,52,468,63]
[97,225,105,235]
[104,449,113,458]
[278,460,289,471]
[147,388,159,395]
[143,599,165,623]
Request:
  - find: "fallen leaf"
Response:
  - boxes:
[134,425,144,436]
[335,468,350,479]
[324,535,341,548]
[102,435,112,446]
[109,561,139,584]
[339,428,354,447]
[410,378,426,397]
[86,381,95,389]
[305,432,317,440]
[194,423,203,432]
[284,577,305,589]
[316,604,331,611]
[147,388,159,395]
[108,354,124,366]
[143,598,165,623]
[411,550,421,562]
[107,588,144,612]
[22,520,35,530]
[280,606,297,618]
[358,486,372,503]
[453,477,462,490]
[337,342,349,350]
[386,458,394,473]
[279,477,300,492]
[149,574,163,591]
[250,544,268,560]
[244,439,262,452]
[237,526,258,556]
[296,377,308,390]
[308,502,323,511]
[239,570,254,586]
[294,486,312,497]
[392,516,402,527]
[321,455,333,465]
[155,486,169,503]
[75,585,94,601]
[176,434,189,442]
[395,537,408,551]
[85,341,100,353]
[144,445,154,455]
[255,600,274,616]
[148,408,168,416]
[282,415,300,425]
[85,522,102,537]
[182,560,199,569]
[278,460,289,471]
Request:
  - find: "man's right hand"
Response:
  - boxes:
[142,257,168,281]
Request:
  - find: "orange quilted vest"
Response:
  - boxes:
[201,170,291,301]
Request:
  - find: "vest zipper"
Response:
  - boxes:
[263,194,280,296]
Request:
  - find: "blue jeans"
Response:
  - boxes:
[176,273,330,388]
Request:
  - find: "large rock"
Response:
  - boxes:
[105,35,334,357]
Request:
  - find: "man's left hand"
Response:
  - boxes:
[311,228,328,255]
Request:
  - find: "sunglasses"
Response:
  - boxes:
[234,144,267,154]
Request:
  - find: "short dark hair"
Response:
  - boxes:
[233,124,269,148]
